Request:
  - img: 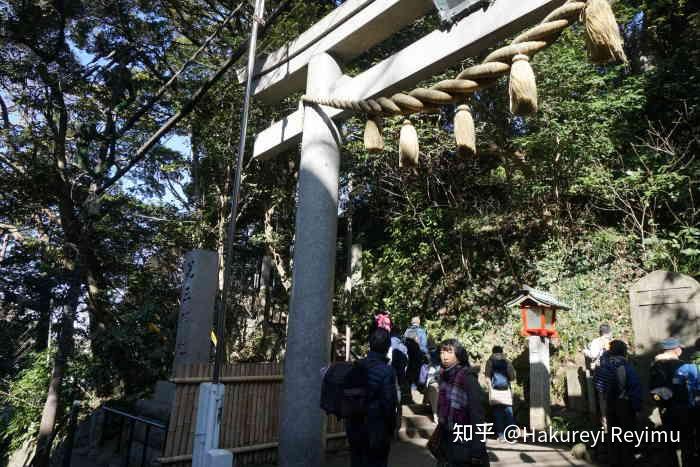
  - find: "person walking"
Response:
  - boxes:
[389,324,410,405]
[424,342,442,422]
[649,337,691,467]
[405,316,429,355]
[433,338,489,467]
[345,328,399,467]
[596,340,642,467]
[677,338,700,462]
[484,346,517,443]
[585,323,613,429]
[405,317,429,394]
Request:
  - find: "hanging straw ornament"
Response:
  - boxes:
[399,120,419,168]
[582,0,627,64]
[509,54,538,116]
[454,105,476,157]
[363,116,384,153]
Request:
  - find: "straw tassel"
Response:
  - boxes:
[583,0,627,64]
[509,54,538,116]
[454,105,476,157]
[363,117,384,153]
[399,120,419,168]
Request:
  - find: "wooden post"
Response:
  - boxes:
[528,335,550,431]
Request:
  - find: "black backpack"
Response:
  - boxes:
[649,359,686,407]
[391,348,408,381]
[321,359,376,419]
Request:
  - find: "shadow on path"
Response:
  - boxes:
[325,402,595,467]
[325,438,594,467]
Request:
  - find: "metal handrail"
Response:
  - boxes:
[102,406,167,430]
[101,405,167,467]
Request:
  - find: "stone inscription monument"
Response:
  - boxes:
[173,249,220,369]
[630,270,700,396]
[630,269,700,353]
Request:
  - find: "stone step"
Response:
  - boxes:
[402,400,433,415]
[399,400,436,445]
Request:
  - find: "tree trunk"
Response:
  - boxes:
[0,234,8,261]
[213,189,229,359]
[216,192,228,296]
[34,279,52,352]
[263,204,291,293]
[33,270,80,467]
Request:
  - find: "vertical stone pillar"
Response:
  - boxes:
[528,335,550,430]
[279,53,342,467]
[173,250,219,370]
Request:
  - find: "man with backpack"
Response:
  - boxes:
[405,317,428,393]
[484,346,516,442]
[389,325,409,405]
[322,328,398,467]
[404,316,429,355]
[676,338,700,463]
[585,323,613,429]
[649,337,691,467]
[597,340,642,467]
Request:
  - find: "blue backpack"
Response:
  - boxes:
[693,364,700,408]
[491,359,510,390]
[418,363,430,387]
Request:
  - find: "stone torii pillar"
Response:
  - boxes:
[278,53,343,467]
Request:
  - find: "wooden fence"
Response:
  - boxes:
[159,363,345,466]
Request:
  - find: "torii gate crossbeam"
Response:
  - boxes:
[254,0,566,161]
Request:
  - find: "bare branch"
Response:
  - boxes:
[132,213,196,223]
[0,153,26,175]
[264,203,292,293]
[0,222,28,241]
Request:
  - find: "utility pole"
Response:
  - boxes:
[192,2,266,467]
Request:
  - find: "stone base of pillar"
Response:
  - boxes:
[528,335,550,431]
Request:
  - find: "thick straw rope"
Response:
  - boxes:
[301,1,587,116]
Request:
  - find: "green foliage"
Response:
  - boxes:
[1,0,699,452]
[1,352,51,452]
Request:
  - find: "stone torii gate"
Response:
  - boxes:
[239,1,573,466]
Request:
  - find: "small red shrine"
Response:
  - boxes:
[506,285,570,338]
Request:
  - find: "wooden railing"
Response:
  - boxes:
[159,363,345,466]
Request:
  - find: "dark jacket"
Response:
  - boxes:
[391,347,408,385]
[601,357,643,412]
[406,338,424,384]
[346,351,398,446]
[438,365,488,464]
